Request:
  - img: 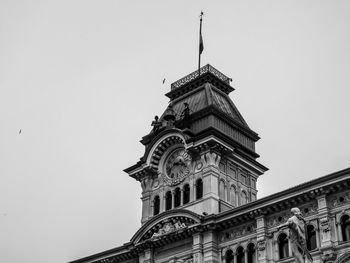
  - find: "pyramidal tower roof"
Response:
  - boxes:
[126,64,267,178]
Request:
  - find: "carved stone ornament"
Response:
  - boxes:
[220,223,256,242]
[330,191,350,208]
[257,240,266,251]
[320,217,331,233]
[336,253,350,263]
[149,219,188,240]
[163,149,192,186]
[321,252,337,263]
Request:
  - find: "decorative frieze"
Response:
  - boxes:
[219,223,256,242]
[266,202,317,228]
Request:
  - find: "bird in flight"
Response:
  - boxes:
[19,129,22,134]
[162,78,166,84]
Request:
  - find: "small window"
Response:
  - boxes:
[341,214,350,241]
[225,249,234,263]
[174,187,181,208]
[236,246,244,263]
[247,243,256,263]
[183,184,190,204]
[306,224,317,250]
[165,191,172,211]
[278,233,289,259]
[196,179,203,199]
[153,195,160,215]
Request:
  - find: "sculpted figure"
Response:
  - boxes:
[277,208,313,263]
[151,115,162,133]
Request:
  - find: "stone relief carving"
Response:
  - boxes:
[321,251,337,263]
[220,223,256,242]
[151,219,187,239]
[141,177,154,193]
[267,203,318,227]
[140,217,196,241]
[200,152,221,168]
[257,240,266,251]
[330,191,350,208]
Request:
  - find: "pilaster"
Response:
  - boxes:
[193,232,204,263]
[317,195,333,247]
[256,216,268,263]
[203,230,219,263]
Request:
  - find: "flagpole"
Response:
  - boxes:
[198,11,204,75]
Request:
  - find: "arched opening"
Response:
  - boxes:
[153,195,160,215]
[241,191,247,205]
[196,178,203,199]
[174,187,181,208]
[165,191,172,211]
[278,233,289,259]
[247,243,256,263]
[306,224,317,250]
[341,214,350,241]
[225,249,234,263]
[183,184,190,204]
[236,246,244,263]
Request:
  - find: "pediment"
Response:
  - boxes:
[130,209,201,245]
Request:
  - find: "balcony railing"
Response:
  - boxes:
[170,64,231,91]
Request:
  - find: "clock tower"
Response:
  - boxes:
[124,64,268,224]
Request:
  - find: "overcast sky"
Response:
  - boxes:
[1,1,350,263]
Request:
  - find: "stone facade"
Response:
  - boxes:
[70,65,350,263]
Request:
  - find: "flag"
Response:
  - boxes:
[199,31,204,55]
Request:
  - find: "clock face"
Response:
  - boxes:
[163,148,191,186]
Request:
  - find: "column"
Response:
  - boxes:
[194,181,197,201]
[244,249,248,263]
[162,192,166,211]
[233,252,237,263]
[336,221,342,242]
[180,188,184,206]
[172,190,175,209]
[150,198,154,216]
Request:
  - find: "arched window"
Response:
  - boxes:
[278,233,289,259]
[225,249,234,263]
[341,214,350,242]
[241,191,247,205]
[230,185,236,206]
[196,178,203,199]
[183,184,190,204]
[165,191,172,211]
[153,195,160,215]
[247,243,256,263]
[174,187,181,208]
[219,180,225,200]
[306,224,317,250]
[236,246,244,263]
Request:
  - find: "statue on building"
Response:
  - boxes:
[180,102,191,128]
[180,102,190,120]
[151,115,162,133]
[277,207,313,263]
